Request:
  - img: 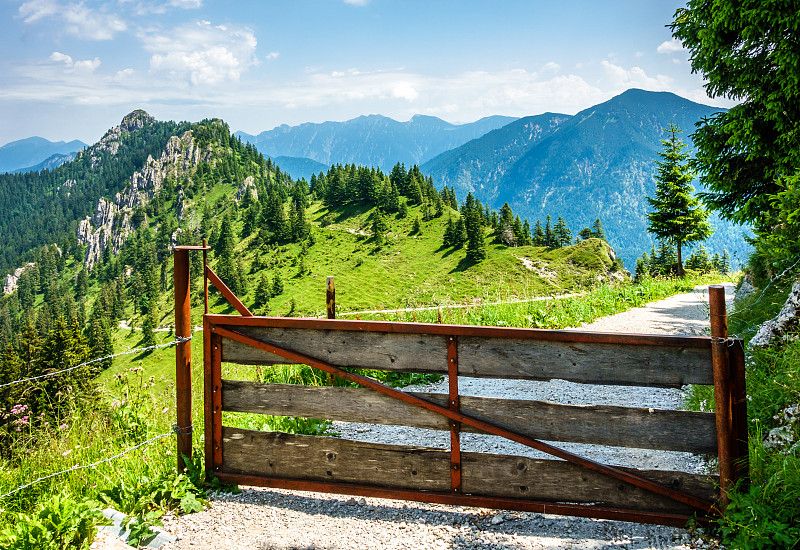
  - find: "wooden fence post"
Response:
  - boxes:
[327,276,336,319]
[174,248,192,472]
[709,285,734,506]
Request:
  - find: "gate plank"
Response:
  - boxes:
[222,428,718,514]
[222,381,717,454]
[218,326,712,387]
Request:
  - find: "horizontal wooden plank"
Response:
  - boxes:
[207,314,712,348]
[218,325,713,387]
[222,428,718,514]
[221,381,717,454]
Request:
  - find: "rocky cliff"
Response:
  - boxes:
[77,121,209,269]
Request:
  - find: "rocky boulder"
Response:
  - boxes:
[750,278,800,347]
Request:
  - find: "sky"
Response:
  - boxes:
[0,0,735,146]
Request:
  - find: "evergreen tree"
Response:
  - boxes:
[412,216,422,235]
[554,216,572,248]
[544,215,555,248]
[272,270,284,296]
[443,217,455,247]
[454,217,467,248]
[372,209,389,245]
[463,193,486,262]
[646,124,712,276]
[254,273,271,307]
[590,218,606,241]
[533,220,545,246]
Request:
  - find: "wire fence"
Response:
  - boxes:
[0,429,179,501]
[0,336,193,502]
[0,336,192,390]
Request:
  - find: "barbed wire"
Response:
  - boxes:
[0,428,184,501]
[0,336,192,390]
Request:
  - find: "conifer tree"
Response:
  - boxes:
[590,218,606,240]
[533,220,545,246]
[463,193,486,262]
[272,270,284,296]
[544,215,555,248]
[647,124,712,276]
[255,273,272,307]
[412,216,422,235]
[454,217,467,248]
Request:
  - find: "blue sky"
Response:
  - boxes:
[0,0,734,145]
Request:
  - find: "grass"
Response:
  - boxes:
[682,273,800,549]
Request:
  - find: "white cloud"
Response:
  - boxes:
[657,38,683,54]
[49,50,101,73]
[343,0,369,5]
[265,51,280,61]
[18,0,126,40]
[601,60,673,90]
[540,62,560,73]
[141,20,257,86]
[392,82,418,101]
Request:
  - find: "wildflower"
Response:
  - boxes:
[59,423,68,430]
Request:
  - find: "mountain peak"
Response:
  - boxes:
[120,110,155,134]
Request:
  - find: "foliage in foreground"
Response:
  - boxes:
[685,275,800,549]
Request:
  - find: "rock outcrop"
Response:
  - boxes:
[750,278,800,347]
[3,263,36,295]
[77,129,209,269]
[235,176,258,203]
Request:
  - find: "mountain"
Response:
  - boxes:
[420,113,571,204]
[0,111,192,272]
[423,89,749,268]
[13,152,78,173]
[267,155,329,181]
[235,114,517,173]
[0,136,87,174]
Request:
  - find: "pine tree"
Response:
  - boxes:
[463,193,486,262]
[443,217,455,247]
[255,273,272,307]
[544,215,555,248]
[554,216,572,248]
[590,218,605,240]
[272,270,284,296]
[533,220,545,246]
[646,124,712,276]
[454,216,467,248]
[412,216,422,235]
[372,209,389,245]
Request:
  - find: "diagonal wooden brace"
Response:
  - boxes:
[205,265,253,317]
[210,324,716,514]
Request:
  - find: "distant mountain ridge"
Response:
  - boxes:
[13,152,78,174]
[422,89,749,267]
[0,136,87,174]
[235,114,517,174]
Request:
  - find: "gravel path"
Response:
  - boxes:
[160,283,734,550]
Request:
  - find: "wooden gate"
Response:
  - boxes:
[173,247,748,527]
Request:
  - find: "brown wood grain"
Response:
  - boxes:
[218,326,713,388]
[221,381,717,454]
[221,428,718,514]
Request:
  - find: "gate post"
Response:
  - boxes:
[709,285,735,506]
[174,248,192,472]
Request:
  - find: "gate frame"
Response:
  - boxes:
[173,247,748,526]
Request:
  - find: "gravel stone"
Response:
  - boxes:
[159,284,733,550]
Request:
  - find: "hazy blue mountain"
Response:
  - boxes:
[0,137,86,174]
[269,156,329,181]
[235,114,517,172]
[421,113,571,204]
[424,89,749,268]
[13,152,77,174]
